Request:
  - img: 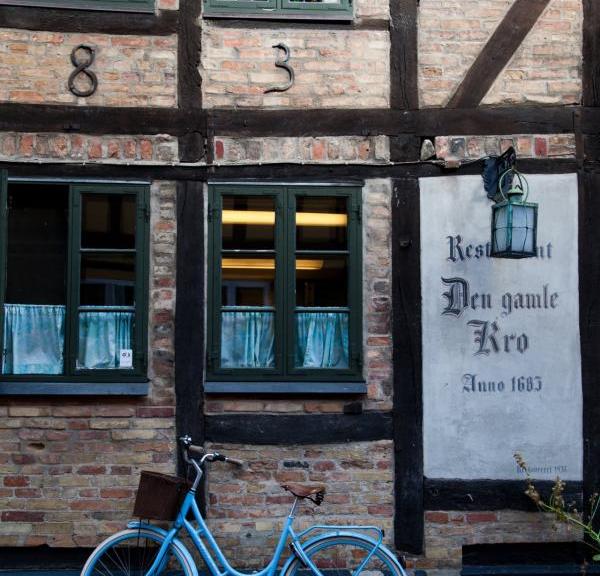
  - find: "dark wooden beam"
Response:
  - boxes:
[0,104,204,136]
[0,104,580,138]
[390,0,418,109]
[175,181,205,475]
[208,109,416,137]
[0,157,579,182]
[425,479,583,511]
[0,5,178,34]
[447,0,552,108]
[583,0,600,106]
[417,106,575,137]
[580,168,600,533]
[392,177,423,555]
[178,0,203,112]
[204,412,393,444]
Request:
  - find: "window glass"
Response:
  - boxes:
[3,184,69,375]
[209,186,360,381]
[0,183,147,378]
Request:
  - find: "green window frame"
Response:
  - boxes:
[0,172,150,391]
[207,184,364,388]
[203,0,352,20]
[2,0,153,13]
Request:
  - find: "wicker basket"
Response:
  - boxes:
[133,471,191,521]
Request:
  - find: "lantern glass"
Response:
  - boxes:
[491,200,538,258]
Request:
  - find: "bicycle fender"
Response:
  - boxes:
[126,521,199,576]
[281,531,406,576]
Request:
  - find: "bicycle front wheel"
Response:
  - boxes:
[282,535,406,576]
[81,528,194,576]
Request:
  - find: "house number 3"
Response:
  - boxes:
[264,43,295,93]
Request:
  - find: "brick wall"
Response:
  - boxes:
[420,511,579,571]
[418,0,582,107]
[0,133,178,163]
[213,136,390,164]
[0,181,177,548]
[201,27,390,108]
[205,178,393,415]
[204,440,394,569]
[0,29,177,107]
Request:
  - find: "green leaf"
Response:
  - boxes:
[592,554,600,562]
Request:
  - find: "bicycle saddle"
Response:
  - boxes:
[281,483,326,505]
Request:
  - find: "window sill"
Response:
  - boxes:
[203,11,354,21]
[0,381,149,396]
[205,381,366,395]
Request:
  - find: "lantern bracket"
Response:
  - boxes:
[482,146,517,200]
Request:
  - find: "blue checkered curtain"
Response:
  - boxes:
[2,304,66,374]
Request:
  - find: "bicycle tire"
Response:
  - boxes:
[282,534,406,576]
[80,527,195,576]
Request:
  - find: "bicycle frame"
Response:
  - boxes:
[141,488,386,576]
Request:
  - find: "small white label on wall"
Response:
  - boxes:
[119,349,133,369]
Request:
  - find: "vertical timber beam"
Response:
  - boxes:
[583,0,600,107]
[178,0,204,162]
[175,181,205,473]
[392,177,423,554]
[390,0,418,109]
[581,168,600,532]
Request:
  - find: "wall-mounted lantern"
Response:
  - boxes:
[490,168,538,258]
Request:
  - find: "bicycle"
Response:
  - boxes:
[81,436,407,576]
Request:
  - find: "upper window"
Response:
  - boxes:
[0,176,149,384]
[203,0,352,20]
[207,184,363,386]
[2,0,153,13]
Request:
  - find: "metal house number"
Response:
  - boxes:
[264,43,295,94]
[68,45,98,98]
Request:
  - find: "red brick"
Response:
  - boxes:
[215,140,225,159]
[534,137,548,158]
[4,476,29,487]
[466,512,497,523]
[100,488,133,499]
[77,465,106,475]
[2,511,44,522]
[425,511,449,523]
[140,139,153,160]
[12,454,35,465]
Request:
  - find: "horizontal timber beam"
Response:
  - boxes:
[0,105,584,138]
[0,5,179,34]
[0,158,579,181]
[425,479,583,511]
[204,412,393,444]
[0,104,205,136]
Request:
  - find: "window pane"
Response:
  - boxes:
[221,256,275,306]
[6,184,68,305]
[295,312,348,368]
[221,311,275,368]
[295,196,347,251]
[2,304,65,375]
[77,310,134,370]
[222,196,275,251]
[80,254,135,306]
[3,184,68,375]
[82,193,136,249]
[296,256,347,307]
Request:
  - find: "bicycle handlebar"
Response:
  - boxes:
[180,436,244,467]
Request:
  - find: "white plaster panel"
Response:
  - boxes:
[420,174,582,480]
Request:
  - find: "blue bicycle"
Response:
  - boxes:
[81,436,407,576]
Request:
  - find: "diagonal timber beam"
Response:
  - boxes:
[447,0,552,109]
